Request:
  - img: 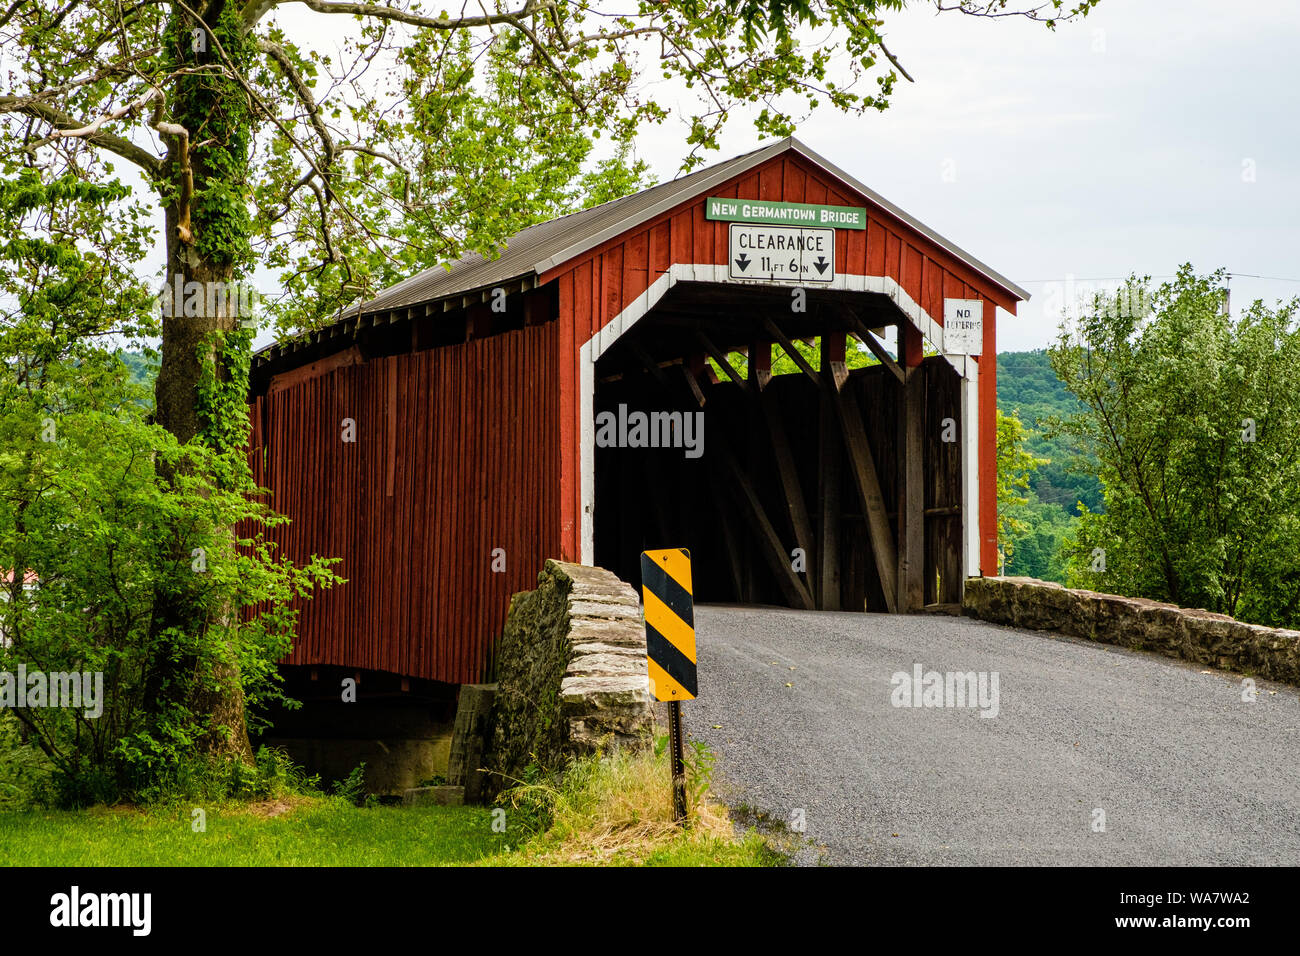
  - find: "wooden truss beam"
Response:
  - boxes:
[835,386,899,612]
[896,365,925,611]
[720,445,815,610]
[761,317,821,387]
[845,314,905,384]
[761,388,816,597]
[818,341,842,609]
[694,330,751,394]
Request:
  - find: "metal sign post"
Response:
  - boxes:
[641,548,698,825]
[668,700,687,823]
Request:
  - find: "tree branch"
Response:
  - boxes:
[0,95,163,176]
[258,38,337,197]
[501,11,584,111]
[274,0,555,31]
[934,0,1096,22]
[878,40,913,82]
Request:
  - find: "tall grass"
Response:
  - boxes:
[493,740,782,866]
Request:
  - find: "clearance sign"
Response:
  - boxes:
[705,196,867,230]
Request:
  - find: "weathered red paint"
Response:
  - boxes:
[249,324,560,684]
[252,146,1022,684]
[979,298,999,575]
[541,151,1016,566]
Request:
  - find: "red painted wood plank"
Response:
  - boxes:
[670,209,692,269]
[692,198,710,264]
[901,243,924,305]
[866,219,886,276]
[846,220,866,276]
[885,232,903,286]
[782,160,807,204]
[803,174,828,205]
[649,220,671,276]
[623,231,648,309]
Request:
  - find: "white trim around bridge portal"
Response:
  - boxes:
[579,263,981,582]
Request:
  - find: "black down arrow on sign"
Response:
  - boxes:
[813,256,829,275]
[734,252,751,272]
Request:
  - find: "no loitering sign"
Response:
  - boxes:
[943,298,984,355]
[728,223,835,284]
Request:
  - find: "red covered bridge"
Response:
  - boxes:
[248,137,1027,689]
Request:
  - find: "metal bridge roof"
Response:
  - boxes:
[254,137,1027,364]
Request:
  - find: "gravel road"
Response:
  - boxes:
[685,605,1300,866]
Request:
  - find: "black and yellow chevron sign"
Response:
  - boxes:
[641,548,698,701]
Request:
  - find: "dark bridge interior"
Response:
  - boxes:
[593,282,965,612]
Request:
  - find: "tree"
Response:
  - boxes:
[994,406,1045,572]
[997,349,1102,514]
[1,0,1099,762]
[1050,266,1300,624]
[0,172,338,801]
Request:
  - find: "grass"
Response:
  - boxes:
[0,797,509,866]
[486,743,783,867]
[0,746,782,867]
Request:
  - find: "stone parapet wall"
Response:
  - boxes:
[484,560,652,798]
[964,576,1300,685]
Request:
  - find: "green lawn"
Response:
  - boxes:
[0,799,509,866]
[0,798,779,867]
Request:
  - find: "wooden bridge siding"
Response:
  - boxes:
[248,322,560,684]
[550,152,1006,567]
[923,357,966,604]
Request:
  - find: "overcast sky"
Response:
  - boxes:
[623,0,1300,351]
[239,1,1300,353]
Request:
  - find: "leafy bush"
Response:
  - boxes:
[0,171,341,805]
[330,763,368,806]
[0,713,54,809]
[1051,266,1300,624]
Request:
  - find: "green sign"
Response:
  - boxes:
[705,196,867,230]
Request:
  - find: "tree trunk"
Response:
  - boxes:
[144,185,253,764]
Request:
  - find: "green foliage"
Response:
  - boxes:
[495,759,565,838]
[117,351,159,388]
[1002,500,1074,582]
[2,0,1097,338]
[708,334,885,382]
[1050,265,1300,624]
[994,407,1047,571]
[118,746,320,808]
[0,800,510,866]
[0,0,1101,808]
[329,763,368,807]
[997,349,1103,515]
[996,349,1110,583]
[0,713,54,810]
[684,738,716,808]
[162,2,256,268]
[492,740,772,865]
[0,168,341,806]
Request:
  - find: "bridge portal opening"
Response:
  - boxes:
[592,281,966,612]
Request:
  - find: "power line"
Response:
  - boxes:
[1015,272,1300,284]
[1224,273,1300,283]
